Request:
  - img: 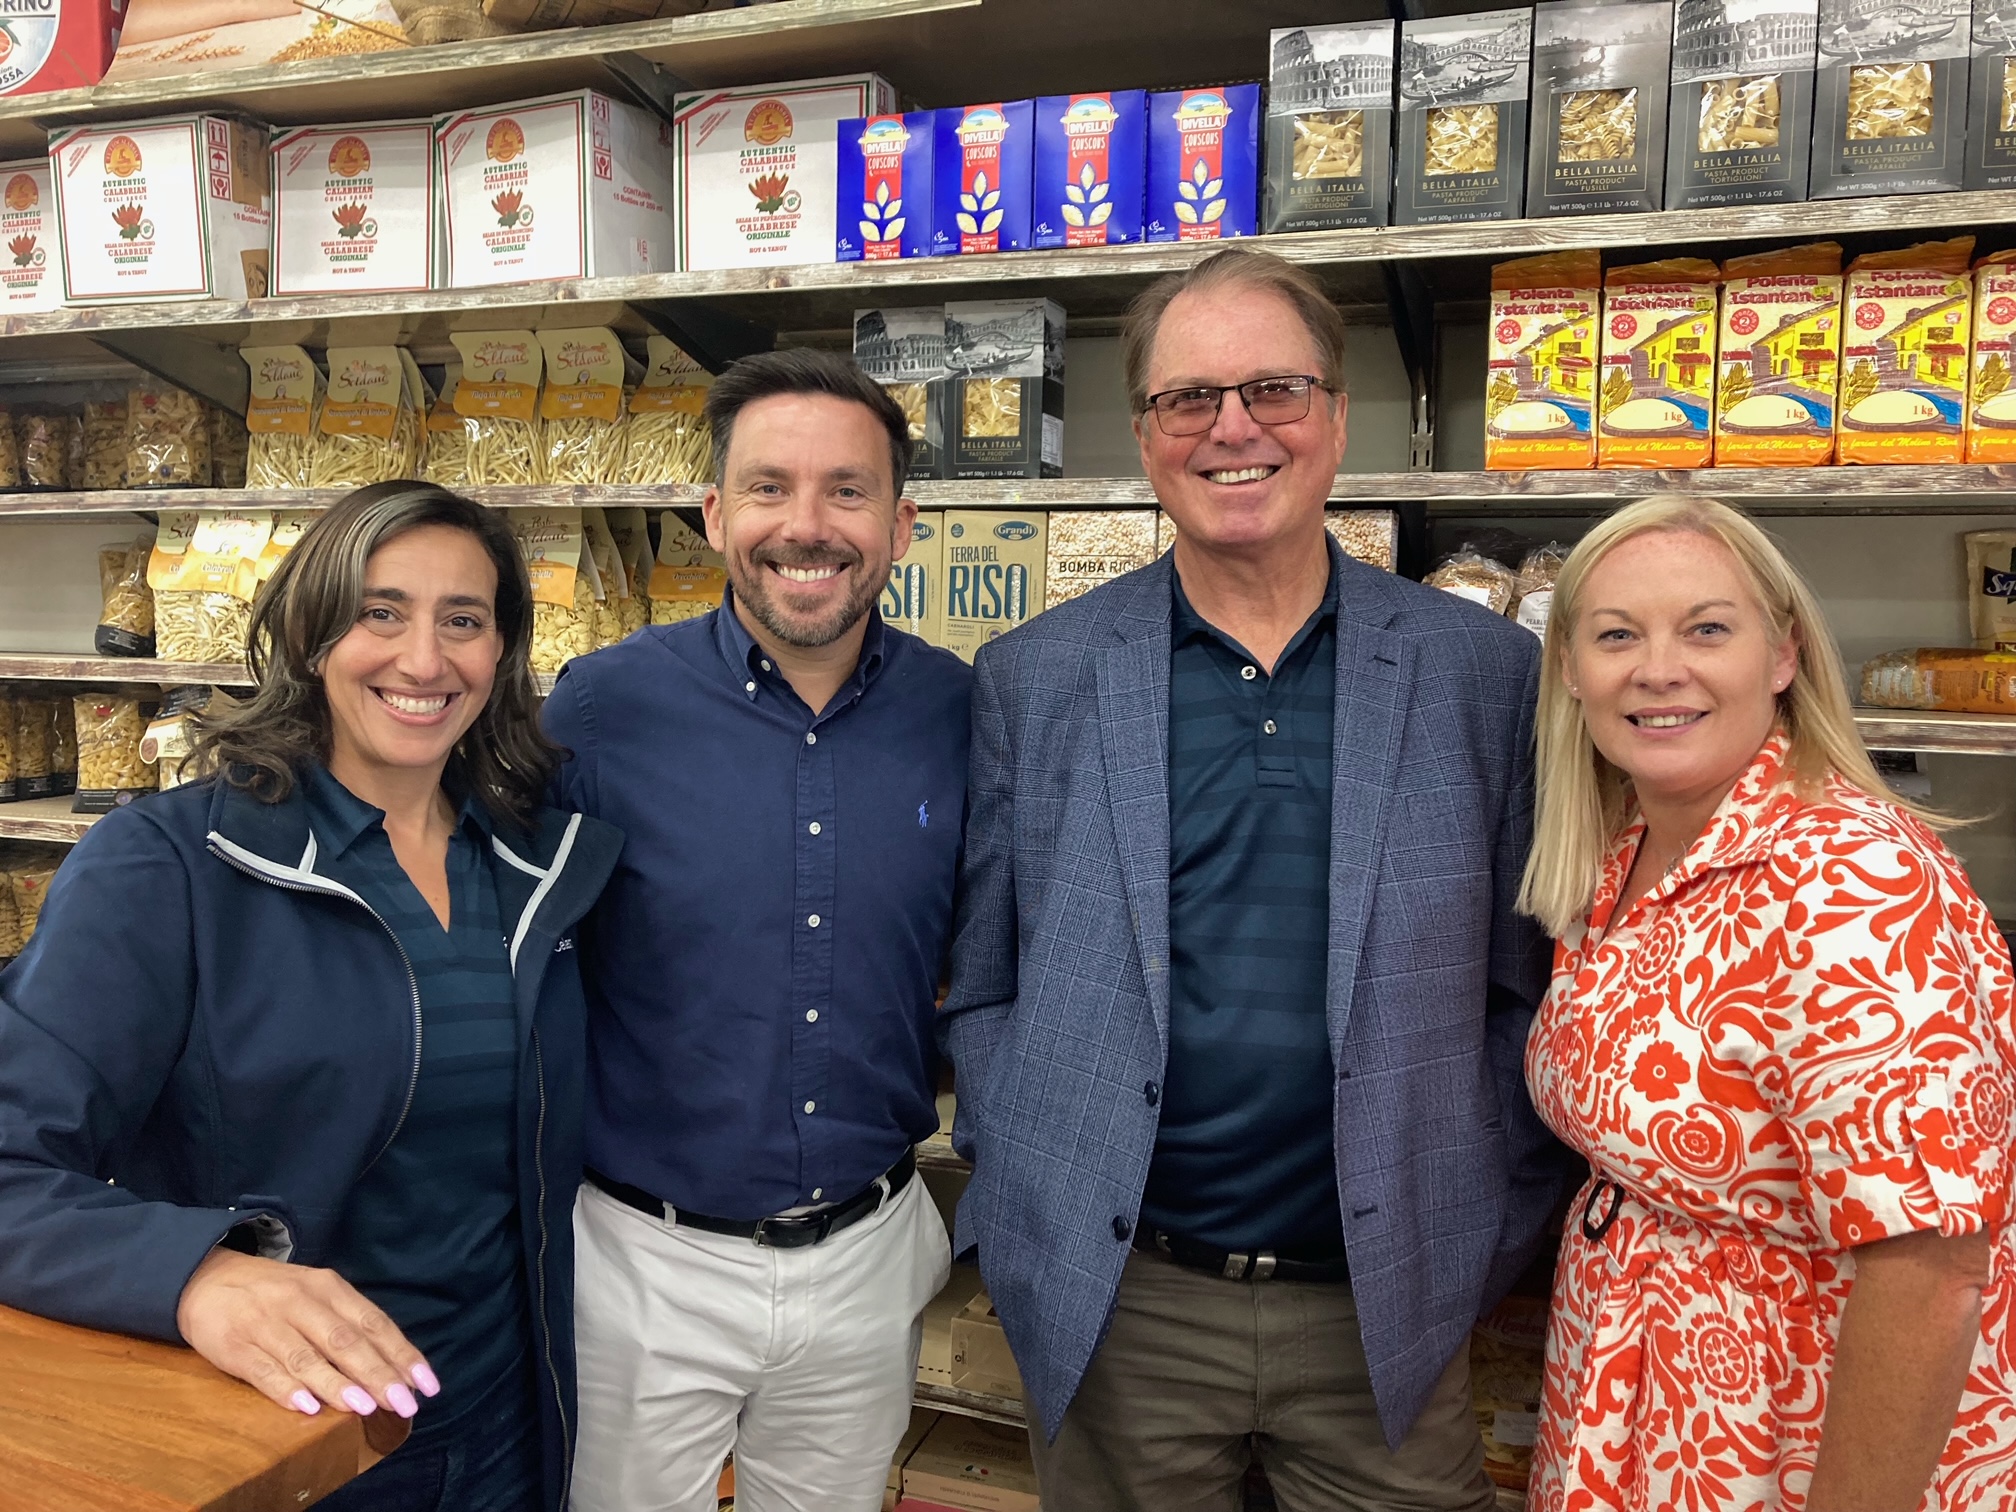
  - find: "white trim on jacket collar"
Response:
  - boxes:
[497,815,581,973]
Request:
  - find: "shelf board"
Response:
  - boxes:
[1855,709,2016,755]
[0,795,96,843]
[0,654,250,686]
[915,1138,969,1175]
[913,1380,1025,1430]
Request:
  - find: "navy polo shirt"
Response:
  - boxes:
[544,593,973,1222]
[305,768,529,1432]
[1140,566,1345,1255]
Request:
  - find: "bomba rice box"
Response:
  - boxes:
[672,74,894,270]
[1966,0,2016,187]
[1046,511,1158,609]
[933,100,1034,255]
[1665,0,1819,208]
[1967,250,2016,458]
[835,111,937,261]
[941,297,1064,479]
[436,89,673,287]
[0,159,60,312]
[1034,91,1147,248]
[1837,237,1973,463]
[1485,250,1599,469]
[855,305,947,479]
[1715,241,1842,464]
[1145,84,1260,242]
[271,120,433,295]
[1598,258,1719,467]
[882,511,944,643]
[1395,8,1533,225]
[1810,0,1970,198]
[1528,0,1672,216]
[51,114,270,304]
[1264,22,1395,231]
[943,510,1046,662]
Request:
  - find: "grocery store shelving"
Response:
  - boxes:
[0,796,96,844]
[0,655,250,686]
[913,1380,1024,1430]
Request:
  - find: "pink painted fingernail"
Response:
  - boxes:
[341,1385,377,1416]
[411,1364,440,1397]
[291,1390,321,1415]
[387,1383,418,1418]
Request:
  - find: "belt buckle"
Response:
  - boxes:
[752,1209,836,1249]
[1582,1179,1626,1243]
[1220,1250,1278,1282]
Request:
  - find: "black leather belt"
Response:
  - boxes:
[1136,1226,1352,1285]
[585,1148,915,1249]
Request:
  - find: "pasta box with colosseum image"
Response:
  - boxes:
[1033,91,1147,248]
[1263,21,1395,232]
[932,100,1034,255]
[1965,0,2016,187]
[1837,236,1973,463]
[1395,8,1532,225]
[834,111,938,261]
[1145,84,1260,242]
[1663,0,1819,209]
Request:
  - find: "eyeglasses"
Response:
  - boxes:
[1141,374,1333,436]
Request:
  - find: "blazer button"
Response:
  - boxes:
[1143,1081,1160,1107]
[1112,1215,1132,1241]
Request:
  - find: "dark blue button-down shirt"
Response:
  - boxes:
[544,594,973,1221]
[1142,566,1344,1255]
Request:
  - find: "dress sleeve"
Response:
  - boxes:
[1762,820,2016,1250]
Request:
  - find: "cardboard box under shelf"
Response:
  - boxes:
[888,1407,943,1509]
[903,1415,1039,1512]
[918,1264,988,1388]
[951,1291,1024,1402]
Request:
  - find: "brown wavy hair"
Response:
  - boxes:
[187,482,558,825]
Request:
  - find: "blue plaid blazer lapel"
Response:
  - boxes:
[1094,556,1174,1048]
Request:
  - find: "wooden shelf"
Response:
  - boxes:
[916,1138,970,1175]
[0,796,97,843]
[1855,710,2016,755]
[0,654,250,686]
[913,1380,1025,1430]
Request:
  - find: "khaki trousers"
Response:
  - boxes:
[1028,1248,1496,1512]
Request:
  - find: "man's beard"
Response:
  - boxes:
[731,542,884,648]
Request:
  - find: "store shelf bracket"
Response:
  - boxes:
[1381,260,1436,472]
[87,331,249,416]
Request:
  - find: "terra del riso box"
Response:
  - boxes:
[270,120,434,295]
[0,159,60,312]
[436,88,673,287]
[51,114,270,303]
[1033,91,1147,248]
[942,510,1047,664]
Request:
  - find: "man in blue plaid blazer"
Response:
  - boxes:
[941,249,1570,1510]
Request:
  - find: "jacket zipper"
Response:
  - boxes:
[531,1028,572,1508]
[205,843,424,1167]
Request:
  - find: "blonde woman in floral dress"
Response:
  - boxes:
[1520,495,2016,1510]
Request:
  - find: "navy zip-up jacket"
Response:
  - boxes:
[0,775,621,1512]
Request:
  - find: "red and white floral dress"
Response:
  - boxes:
[1525,735,2016,1511]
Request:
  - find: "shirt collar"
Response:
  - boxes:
[301,763,492,862]
[1170,553,1339,654]
[712,583,890,706]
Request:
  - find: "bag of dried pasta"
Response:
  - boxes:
[72,688,158,813]
[209,404,249,489]
[513,509,594,673]
[95,535,157,657]
[0,689,16,803]
[242,345,322,489]
[1424,547,1518,616]
[51,696,74,796]
[649,511,726,626]
[81,398,127,489]
[623,334,713,485]
[540,328,635,486]
[12,857,57,944]
[15,411,74,488]
[313,346,422,487]
[0,405,21,489]
[12,693,54,800]
[583,508,632,647]
[151,510,273,665]
[449,330,544,487]
[607,507,652,638]
[126,378,211,488]
[421,362,471,487]
[256,511,315,596]
[0,865,19,957]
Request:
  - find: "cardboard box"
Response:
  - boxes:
[0,160,60,311]
[1033,91,1147,248]
[933,101,1033,255]
[436,88,673,287]
[943,511,1046,662]
[1715,240,1842,464]
[51,115,269,303]
[888,1409,943,1508]
[0,0,120,95]
[917,1265,988,1387]
[1966,0,2016,187]
[106,0,400,84]
[903,1417,1039,1512]
[943,297,1064,480]
[950,1292,1024,1401]
[270,121,433,295]
[1838,238,1973,464]
[883,511,944,643]
[1968,251,2016,458]
[1395,8,1533,225]
[1264,22,1395,231]
[1046,510,1157,609]
[1145,83,1261,242]
[836,112,938,261]
[1598,258,1719,468]
[1664,0,1818,208]
[856,306,948,478]
[1485,250,1599,469]
[1528,1,1672,216]
[1810,0,1969,198]
[675,73,895,270]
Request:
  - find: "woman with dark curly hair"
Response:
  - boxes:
[0,483,621,1512]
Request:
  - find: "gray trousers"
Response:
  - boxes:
[1028,1248,1497,1512]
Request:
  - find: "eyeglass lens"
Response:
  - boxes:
[1153,378,1314,436]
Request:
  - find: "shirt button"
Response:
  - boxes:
[807,914,821,928]
[762,660,772,671]
[809,822,821,835]
[805,732,817,746]
[1264,720,1278,736]
[806,1009,819,1023]
[1112,1216,1132,1241]
[744,680,756,694]
[812,1188,823,1200]
[1241,665,1257,680]
[1144,1081,1160,1107]
[804,1101,817,1114]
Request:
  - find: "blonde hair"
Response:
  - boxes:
[1516,494,1945,936]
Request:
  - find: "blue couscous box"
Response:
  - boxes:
[835,111,937,261]
[1145,84,1261,242]
[1032,91,1147,248]
[932,100,1035,255]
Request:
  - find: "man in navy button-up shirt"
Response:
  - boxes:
[546,350,970,1512]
